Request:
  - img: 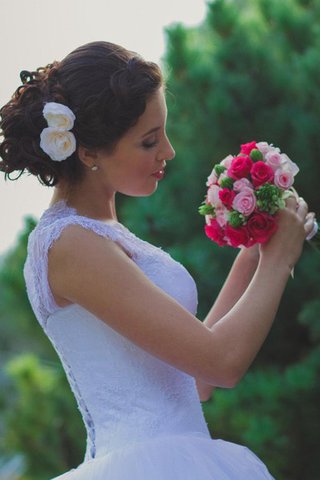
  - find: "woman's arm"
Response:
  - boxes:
[197,199,312,399]
[203,245,260,330]
[196,246,259,401]
[48,198,310,396]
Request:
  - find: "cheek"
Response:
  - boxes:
[111,150,154,182]
[135,152,154,174]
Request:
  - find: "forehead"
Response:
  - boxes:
[127,87,167,138]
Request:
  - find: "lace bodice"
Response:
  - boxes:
[23,200,210,463]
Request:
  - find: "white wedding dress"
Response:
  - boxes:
[23,199,275,479]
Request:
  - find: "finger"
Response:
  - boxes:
[305,211,315,221]
[305,218,318,240]
[285,195,299,211]
[296,197,308,220]
[304,216,314,235]
[297,196,308,208]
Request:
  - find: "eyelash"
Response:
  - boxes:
[142,140,159,149]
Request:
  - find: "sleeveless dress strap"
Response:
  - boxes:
[23,213,135,328]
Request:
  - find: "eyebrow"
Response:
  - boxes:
[141,126,161,138]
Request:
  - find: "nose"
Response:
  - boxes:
[163,135,176,161]
[167,142,176,161]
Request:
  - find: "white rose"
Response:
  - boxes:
[256,142,280,156]
[207,184,221,206]
[205,214,213,225]
[40,127,76,161]
[206,168,218,187]
[220,154,233,169]
[280,153,300,176]
[43,102,75,130]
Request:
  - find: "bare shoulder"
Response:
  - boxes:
[47,223,227,387]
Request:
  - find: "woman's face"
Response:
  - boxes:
[93,86,176,196]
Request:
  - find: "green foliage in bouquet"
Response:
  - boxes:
[255,183,285,214]
[214,164,227,176]
[228,210,245,228]
[198,203,215,216]
[250,149,264,162]
[219,176,234,189]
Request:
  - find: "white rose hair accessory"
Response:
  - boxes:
[40,102,77,161]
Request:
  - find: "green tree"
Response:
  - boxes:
[0,217,54,358]
[2,353,85,480]
[0,218,86,478]
[119,0,320,478]
[1,1,320,478]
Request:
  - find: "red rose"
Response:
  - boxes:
[218,188,236,209]
[247,211,278,243]
[250,161,274,187]
[225,224,251,248]
[205,219,227,246]
[240,141,257,156]
[227,155,253,180]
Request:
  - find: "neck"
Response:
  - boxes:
[49,181,118,222]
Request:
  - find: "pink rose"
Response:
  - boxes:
[225,224,251,248]
[218,188,236,209]
[233,178,254,192]
[215,205,229,227]
[247,211,278,243]
[205,218,227,246]
[250,161,274,187]
[265,151,283,171]
[240,141,257,156]
[227,155,253,180]
[274,168,294,189]
[232,187,257,216]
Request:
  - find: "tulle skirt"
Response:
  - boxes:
[52,433,275,479]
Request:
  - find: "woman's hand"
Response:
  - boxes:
[239,243,260,264]
[259,196,311,271]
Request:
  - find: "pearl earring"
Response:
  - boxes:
[91,165,98,171]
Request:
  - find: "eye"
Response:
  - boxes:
[142,140,159,149]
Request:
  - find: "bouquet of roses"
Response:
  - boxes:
[199,141,319,250]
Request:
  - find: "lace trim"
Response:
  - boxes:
[25,199,198,323]
[39,199,122,228]
[29,204,138,323]
[57,345,96,459]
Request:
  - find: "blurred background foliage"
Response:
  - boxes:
[0,0,319,479]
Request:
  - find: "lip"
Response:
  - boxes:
[152,163,166,174]
[152,169,165,180]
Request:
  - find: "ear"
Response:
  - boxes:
[77,145,99,168]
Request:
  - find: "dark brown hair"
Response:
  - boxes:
[0,41,164,186]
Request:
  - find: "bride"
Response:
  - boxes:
[0,41,315,479]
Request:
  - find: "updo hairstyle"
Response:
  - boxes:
[0,41,164,186]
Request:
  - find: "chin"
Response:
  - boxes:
[124,184,158,197]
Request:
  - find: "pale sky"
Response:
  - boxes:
[0,0,207,255]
